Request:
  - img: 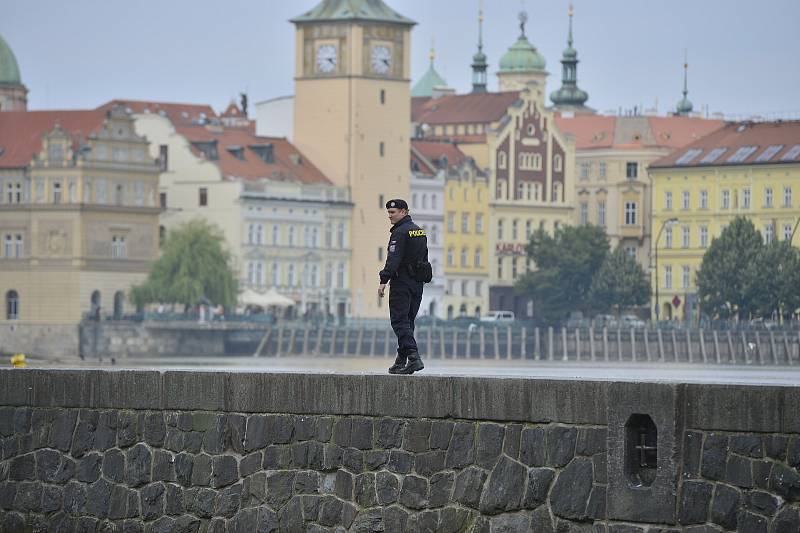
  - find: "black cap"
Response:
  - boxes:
[385,198,409,210]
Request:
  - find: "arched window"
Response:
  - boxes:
[474,306,481,318]
[113,291,124,320]
[90,290,101,320]
[6,290,18,320]
[497,151,507,169]
[447,305,454,320]
[554,154,563,172]
[459,303,467,316]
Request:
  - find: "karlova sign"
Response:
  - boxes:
[495,243,527,256]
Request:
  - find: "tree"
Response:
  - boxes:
[744,240,800,319]
[515,225,610,323]
[589,246,650,315]
[130,220,238,310]
[696,216,763,319]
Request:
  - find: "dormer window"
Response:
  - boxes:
[226,145,246,161]
[191,141,218,160]
[249,144,274,164]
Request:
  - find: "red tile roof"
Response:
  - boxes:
[651,120,800,168]
[411,139,467,169]
[97,99,217,126]
[221,102,243,118]
[175,124,331,185]
[412,91,520,125]
[555,114,724,150]
[0,109,107,168]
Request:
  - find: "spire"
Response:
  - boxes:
[429,36,436,66]
[412,35,450,98]
[676,50,693,116]
[550,2,591,111]
[471,0,488,93]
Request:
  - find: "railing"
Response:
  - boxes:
[240,325,800,365]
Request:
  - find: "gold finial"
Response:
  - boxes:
[429,36,435,64]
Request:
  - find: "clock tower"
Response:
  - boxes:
[291,0,415,317]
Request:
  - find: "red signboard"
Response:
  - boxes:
[672,295,681,308]
[495,243,527,256]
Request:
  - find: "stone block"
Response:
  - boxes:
[445,422,475,469]
[164,483,183,515]
[520,427,546,467]
[678,480,713,524]
[769,463,800,501]
[364,449,388,470]
[743,489,778,516]
[586,485,606,519]
[334,469,353,500]
[184,487,215,519]
[377,418,404,449]
[50,410,78,452]
[13,480,41,512]
[399,475,428,509]
[211,455,239,488]
[85,478,113,518]
[294,415,316,441]
[503,424,522,460]
[301,494,321,522]
[415,450,446,477]
[108,484,129,520]
[141,482,165,521]
[376,471,400,505]
[0,481,16,510]
[726,454,754,488]
[321,444,343,471]
[278,495,304,530]
[709,483,740,530]
[94,410,117,451]
[125,443,152,488]
[789,436,800,468]
[162,371,226,411]
[203,415,225,455]
[226,414,246,454]
[350,417,374,450]
[343,447,364,472]
[547,425,578,467]
[753,460,772,489]
[530,506,554,533]
[350,508,385,533]
[403,419,431,453]
[737,510,768,533]
[729,435,763,458]
[294,470,320,494]
[333,418,352,447]
[383,505,409,532]
[387,449,414,474]
[490,513,529,533]
[239,452,262,478]
[9,453,35,481]
[550,457,593,520]
[453,465,487,509]
[174,452,193,487]
[266,470,295,507]
[765,435,788,461]
[429,471,454,508]
[244,414,268,452]
[215,483,242,518]
[523,467,555,508]
[77,452,102,483]
[773,506,800,533]
[63,481,86,515]
[191,454,212,487]
[476,423,505,469]
[316,417,334,442]
[354,472,378,507]
[117,411,139,448]
[682,431,703,479]
[152,449,175,482]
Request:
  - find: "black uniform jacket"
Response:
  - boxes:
[379,215,428,284]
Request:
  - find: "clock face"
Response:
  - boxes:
[370,45,391,75]
[315,44,337,73]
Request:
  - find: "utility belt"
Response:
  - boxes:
[405,260,433,283]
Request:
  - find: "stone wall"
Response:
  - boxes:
[0,324,79,358]
[0,370,798,532]
[80,322,226,359]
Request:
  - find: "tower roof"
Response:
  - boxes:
[550,3,591,110]
[412,64,448,98]
[290,0,415,25]
[0,34,22,85]
[498,12,546,73]
[675,56,693,116]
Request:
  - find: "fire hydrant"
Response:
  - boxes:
[10,353,26,368]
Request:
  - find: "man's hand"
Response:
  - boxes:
[378,284,387,298]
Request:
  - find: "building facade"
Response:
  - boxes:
[650,121,800,322]
[291,0,415,318]
[0,107,160,324]
[488,87,576,317]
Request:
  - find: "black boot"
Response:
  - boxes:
[399,352,424,374]
[388,355,407,374]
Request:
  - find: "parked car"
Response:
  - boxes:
[593,314,618,329]
[619,314,646,328]
[480,311,516,323]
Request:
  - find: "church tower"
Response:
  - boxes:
[497,11,548,92]
[471,1,488,93]
[675,52,693,116]
[550,3,593,114]
[291,0,415,317]
[0,34,28,111]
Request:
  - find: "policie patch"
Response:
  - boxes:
[408,229,426,237]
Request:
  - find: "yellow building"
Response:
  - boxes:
[0,106,161,324]
[649,121,800,322]
[291,0,414,318]
[441,150,489,319]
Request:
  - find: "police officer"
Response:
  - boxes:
[378,199,428,374]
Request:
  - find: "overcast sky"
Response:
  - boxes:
[3,0,799,118]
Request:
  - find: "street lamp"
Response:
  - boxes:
[654,217,679,321]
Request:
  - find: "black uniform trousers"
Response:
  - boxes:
[388,277,423,360]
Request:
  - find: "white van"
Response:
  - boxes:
[480,310,516,323]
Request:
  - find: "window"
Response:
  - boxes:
[13,234,21,258]
[525,220,533,238]
[288,226,295,246]
[764,224,774,244]
[288,264,296,287]
[248,224,255,244]
[447,213,455,233]
[199,187,208,207]
[379,194,384,209]
[681,191,690,210]
[580,202,588,225]
[784,187,792,207]
[379,89,385,105]
[665,227,673,248]
[779,144,800,162]
[431,195,437,210]
[784,224,793,241]
[665,191,673,210]
[6,181,22,204]
[474,248,482,267]
[598,201,606,226]
[430,225,438,245]
[6,290,18,320]
[115,184,124,206]
[682,226,690,248]
[700,190,708,209]
[700,148,727,164]
[497,219,504,240]
[742,188,751,209]
[755,145,784,162]
[580,162,590,179]
[727,146,758,163]
[721,190,730,209]
[447,248,454,266]
[463,189,468,202]
[682,266,690,289]
[624,202,637,225]
[134,182,144,206]
[273,225,280,245]
[599,162,607,178]
[497,257,503,278]
[379,142,385,157]
[554,154,563,172]
[461,213,469,233]
[257,224,264,245]
[412,193,418,208]
[460,247,468,267]
[159,192,167,209]
[52,182,62,204]
[96,180,106,203]
[337,262,345,288]
[518,152,542,171]
[303,227,310,247]
[700,225,709,248]
[159,145,169,171]
[475,281,483,297]
[664,265,672,289]
[68,181,76,203]
[497,151,507,169]
[512,220,519,240]
[325,263,332,287]
[475,214,484,234]
[625,246,636,260]
[337,222,345,247]
[272,262,280,286]
[676,149,702,165]
[111,236,126,259]
[311,264,319,287]
[3,235,12,257]
[764,187,773,208]
[422,194,429,209]
[626,162,638,179]
[512,258,519,279]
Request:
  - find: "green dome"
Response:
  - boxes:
[412,63,448,98]
[0,34,22,85]
[676,96,693,115]
[551,86,588,106]
[562,45,577,60]
[499,36,546,73]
